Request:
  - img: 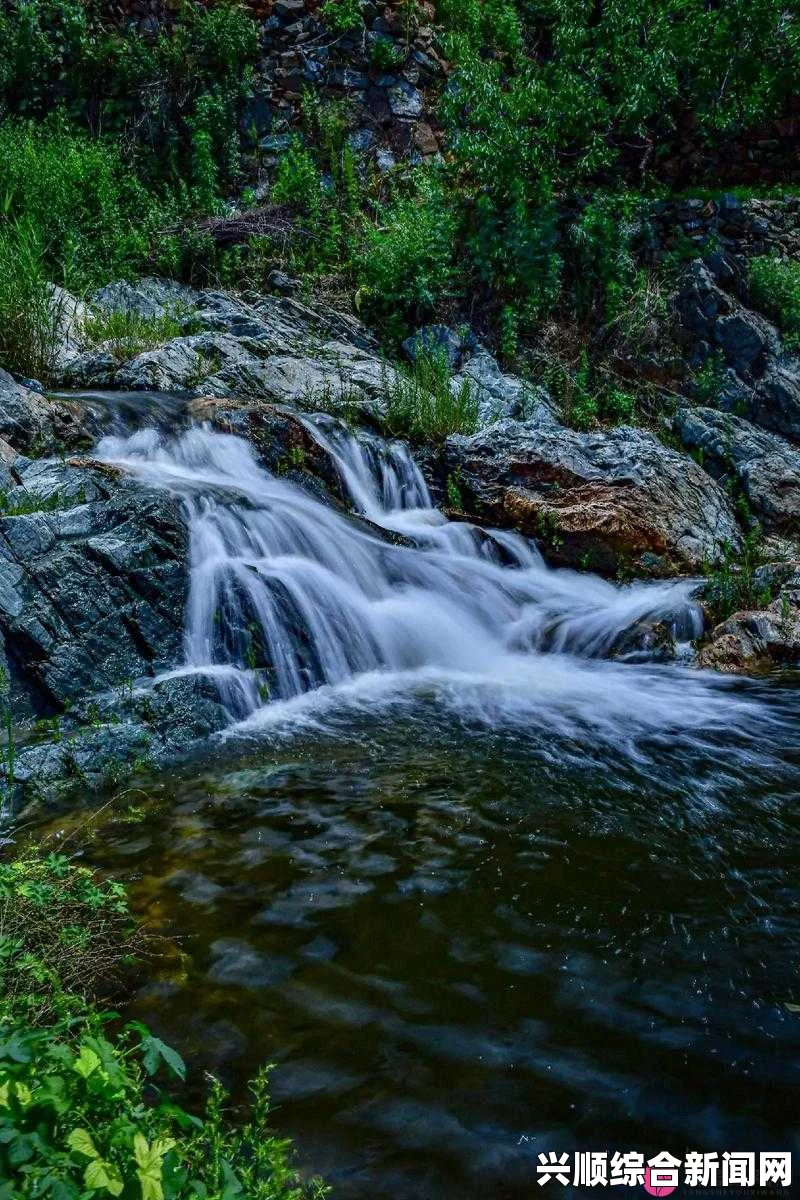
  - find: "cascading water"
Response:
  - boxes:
[97,417,774,758]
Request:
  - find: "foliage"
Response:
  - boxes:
[749,256,800,350]
[692,351,728,406]
[0,852,327,1199]
[369,38,405,70]
[0,0,259,192]
[0,217,65,380]
[541,351,635,429]
[703,523,772,624]
[0,118,180,295]
[320,0,364,34]
[384,350,478,441]
[355,173,459,342]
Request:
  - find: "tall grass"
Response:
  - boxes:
[384,350,479,441]
[0,218,65,381]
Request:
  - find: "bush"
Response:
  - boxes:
[384,350,478,440]
[749,256,800,350]
[84,310,184,363]
[0,0,259,193]
[0,852,327,1199]
[356,173,459,341]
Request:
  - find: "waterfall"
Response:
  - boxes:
[96,419,772,753]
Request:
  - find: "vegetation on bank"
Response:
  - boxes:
[0,850,327,1198]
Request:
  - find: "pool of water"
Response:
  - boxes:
[39,686,800,1198]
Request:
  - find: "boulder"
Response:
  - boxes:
[443,420,740,575]
[675,407,800,532]
[57,282,396,422]
[698,563,800,671]
[0,458,188,715]
[751,358,800,440]
[452,351,557,428]
[0,369,99,456]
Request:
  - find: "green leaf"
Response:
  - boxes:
[140,1036,186,1081]
[134,1133,176,1200]
[67,1127,100,1160]
[84,1157,124,1197]
[73,1045,101,1080]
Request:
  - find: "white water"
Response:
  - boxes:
[97,419,775,755]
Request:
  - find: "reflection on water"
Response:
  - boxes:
[44,702,800,1199]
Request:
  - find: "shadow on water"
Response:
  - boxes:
[39,680,800,1200]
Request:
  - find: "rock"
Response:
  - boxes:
[0,459,188,715]
[92,277,199,320]
[401,324,477,369]
[267,269,298,296]
[698,563,800,671]
[443,421,740,575]
[674,407,800,532]
[0,369,98,456]
[715,309,781,378]
[751,358,800,440]
[387,80,423,118]
[453,351,557,427]
[57,283,391,419]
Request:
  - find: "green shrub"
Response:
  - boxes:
[0,119,178,293]
[384,350,478,440]
[703,525,771,624]
[0,0,259,193]
[749,256,800,350]
[320,0,364,34]
[356,173,459,341]
[369,38,405,70]
[83,310,184,363]
[0,852,327,1199]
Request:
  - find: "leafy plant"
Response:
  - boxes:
[0,217,64,380]
[320,0,364,34]
[0,851,328,1199]
[749,255,800,350]
[84,309,184,363]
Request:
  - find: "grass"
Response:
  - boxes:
[0,218,65,381]
[84,309,185,363]
[0,849,328,1199]
[383,350,479,441]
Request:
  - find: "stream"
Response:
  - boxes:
[33,402,800,1196]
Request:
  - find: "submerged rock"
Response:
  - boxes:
[675,406,800,532]
[443,420,740,575]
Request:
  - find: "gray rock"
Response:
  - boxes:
[0,460,188,715]
[402,325,477,370]
[91,277,199,320]
[0,370,97,456]
[453,351,556,427]
[715,309,781,378]
[751,358,800,440]
[675,407,800,532]
[387,80,423,118]
[444,420,740,575]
